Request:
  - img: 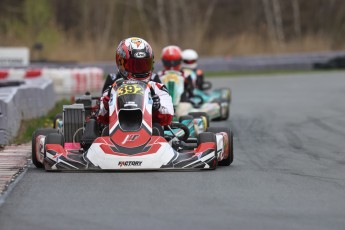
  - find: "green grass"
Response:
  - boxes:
[13,99,70,144]
[204,69,345,77]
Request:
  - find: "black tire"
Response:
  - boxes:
[179,115,194,123]
[211,101,229,121]
[188,112,210,128]
[206,127,233,166]
[215,88,232,103]
[45,133,65,146]
[53,112,63,129]
[221,104,230,121]
[32,128,58,168]
[197,132,218,169]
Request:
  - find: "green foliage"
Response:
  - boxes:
[13,99,70,144]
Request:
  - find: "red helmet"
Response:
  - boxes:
[161,45,182,70]
[116,37,154,81]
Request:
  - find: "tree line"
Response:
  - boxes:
[0,0,344,61]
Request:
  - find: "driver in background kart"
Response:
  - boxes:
[157,45,194,101]
[181,49,205,90]
[98,37,174,126]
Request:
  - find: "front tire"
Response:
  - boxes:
[32,129,58,168]
[206,127,233,166]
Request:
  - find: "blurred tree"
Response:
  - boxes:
[2,0,345,60]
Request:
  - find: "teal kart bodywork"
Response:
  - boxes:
[160,70,231,121]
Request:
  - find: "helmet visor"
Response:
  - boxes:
[162,59,181,67]
[125,58,153,74]
[183,60,196,64]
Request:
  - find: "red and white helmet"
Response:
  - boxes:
[161,45,182,70]
[182,49,198,69]
[116,37,154,81]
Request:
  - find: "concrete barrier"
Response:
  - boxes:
[0,67,104,94]
[0,77,55,145]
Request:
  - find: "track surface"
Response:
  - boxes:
[1,72,345,230]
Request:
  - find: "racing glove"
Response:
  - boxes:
[101,95,110,110]
[152,95,161,111]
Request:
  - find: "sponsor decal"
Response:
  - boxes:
[122,134,140,144]
[124,101,138,107]
[130,38,142,48]
[134,52,146,58]
[118,161,143,167]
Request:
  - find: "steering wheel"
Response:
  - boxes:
[189,95,204,108]
[168,123,190,141]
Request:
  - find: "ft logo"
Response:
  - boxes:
[122,134,140,144]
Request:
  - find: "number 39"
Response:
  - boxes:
[117,84,143,96]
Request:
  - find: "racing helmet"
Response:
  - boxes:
[182,49,198,69]
[161,45,182,70]
[116,37,154,81]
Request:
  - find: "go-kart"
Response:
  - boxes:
[183,68,232,104]
[32,79,233,171]
[160,70,230,121]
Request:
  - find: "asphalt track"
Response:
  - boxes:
[1,72,345,230]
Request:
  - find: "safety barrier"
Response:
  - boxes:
[0,78,55,145]
[0,67,104,94]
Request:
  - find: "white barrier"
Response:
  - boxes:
[0,78,55,145]
[0,67,104,94]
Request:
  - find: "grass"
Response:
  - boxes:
[13,99,70,144]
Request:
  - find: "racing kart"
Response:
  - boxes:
[160,70,230,121]
[32,79,233,171]
[183,68,232,104]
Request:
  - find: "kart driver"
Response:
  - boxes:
[98,37,174,126]
[181,49,205,90]
[157,45,194,101]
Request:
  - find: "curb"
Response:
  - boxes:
[0,144,30,196]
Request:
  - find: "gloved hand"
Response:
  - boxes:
[101,95,110,109]
[152,95,161,111]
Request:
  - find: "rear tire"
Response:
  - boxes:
[45,133,64,146]
[215,88,231,103]
[32,129,58,168]
[197,132,218,169]
[188,112,210,128]
[206,127,233,166]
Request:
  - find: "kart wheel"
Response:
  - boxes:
[32,129,58,168]
[206,127,234,166]
[212,101,229,121]
[188,112,210,128]
[220,88,231,103]
[215,88,232,103]
[45,133,65,146]
[53,112,62,129]
[197,132,218,169]
[221,104,230,121]
[179,115,194,123]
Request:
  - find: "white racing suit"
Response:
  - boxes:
[98,80,174,126]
